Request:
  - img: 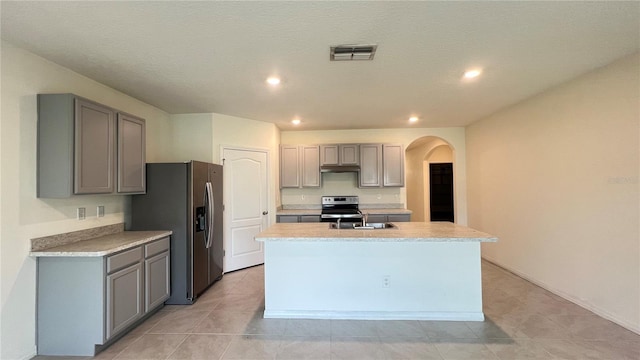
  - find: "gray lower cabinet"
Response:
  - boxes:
[106,261,143,339]
[276,215,321,223]
[37,237,170,356]
[276,214,406,223]
[300,215,321,222]
[37,93,146,198]
[387,214,411,222]
[366,213,411,222]
[145,250,170,312]
[277,215,300,223]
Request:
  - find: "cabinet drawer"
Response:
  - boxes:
[387,214,411,222]
[299,215,320,223]
[366,214,387,223]
[107,247,142,274]
[145,237,170,258]
[277,215,299,223]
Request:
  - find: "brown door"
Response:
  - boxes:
[429,163,454,222]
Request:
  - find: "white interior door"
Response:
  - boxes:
[222,148,268,272]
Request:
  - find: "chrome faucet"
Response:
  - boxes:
[357,210,368,227]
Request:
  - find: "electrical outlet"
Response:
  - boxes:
[77,207,86,220]
[382,275,390,288]
[97,205,105,217]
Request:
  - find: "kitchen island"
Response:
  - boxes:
[255,222,497,321]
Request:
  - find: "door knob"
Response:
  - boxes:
[262,211,269,215]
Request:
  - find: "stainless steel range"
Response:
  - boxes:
[320,196,363,223]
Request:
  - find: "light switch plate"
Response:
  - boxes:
[97,205,105,217]
[77,207,86,220]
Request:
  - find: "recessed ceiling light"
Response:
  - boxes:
[409,117,419,123]
[266,77,281,86]
[291,119,301,125]
[463,69,482,79]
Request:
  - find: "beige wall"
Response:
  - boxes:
[466,53,640,333]
[166,113,281,221]
[406,138,453,222]
[0,42,174,359]
[165,113,215,163]
[281,128,467,223]
[427,145,453,163]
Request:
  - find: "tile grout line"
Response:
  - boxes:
[163,334,190,360]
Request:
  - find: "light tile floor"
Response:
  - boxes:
[34,260,639,359]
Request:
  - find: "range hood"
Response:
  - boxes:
[320,165,361,173]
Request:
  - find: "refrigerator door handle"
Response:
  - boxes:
[205,182,214,249]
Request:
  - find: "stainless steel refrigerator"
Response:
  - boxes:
[128,161,223,304]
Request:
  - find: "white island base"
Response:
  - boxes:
[256,222,497,322]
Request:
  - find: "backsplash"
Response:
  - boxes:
[280,172,405,208]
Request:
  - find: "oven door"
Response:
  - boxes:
[320,213,363,223]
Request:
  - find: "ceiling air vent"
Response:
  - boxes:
[330,44,377,61]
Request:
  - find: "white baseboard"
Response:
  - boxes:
[264,310,485,321]
[482,256,640,335]
[18,346,37,360]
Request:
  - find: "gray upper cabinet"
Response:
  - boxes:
[301,145,321,187]
[74,99,115,194]
[320,145,339,165]
[37,94,146,197]
[340,144,360,165]
[383,144,405,187]
[117,113,146,193]
[320,144,359,165]
[280,145,301,188]
[359,144,383,187]
[280,145,320,188]
[359,144,404,188]
[282,142,403,189]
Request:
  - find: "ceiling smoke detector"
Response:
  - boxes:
[330,44,377,61]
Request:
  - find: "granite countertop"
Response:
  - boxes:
[30,231,172,257]
[276,209,323,216]
[276,208,413,216]
[255,222,497,242]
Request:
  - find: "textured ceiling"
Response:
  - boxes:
[2,1,638,130]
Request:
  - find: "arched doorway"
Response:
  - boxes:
[405,136,455,222]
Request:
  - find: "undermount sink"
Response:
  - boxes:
[329,222,397,230]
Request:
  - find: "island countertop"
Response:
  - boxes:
[30,230,172,257]
[255,222,497,242]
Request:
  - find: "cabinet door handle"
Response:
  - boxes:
[262,211,269,215]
